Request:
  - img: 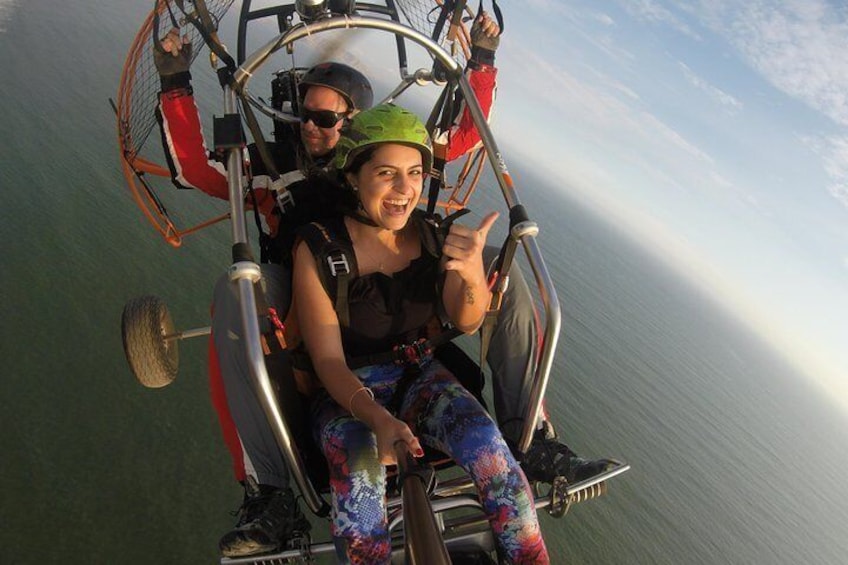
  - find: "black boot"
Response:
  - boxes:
[218,480,311,558]
[519,422,615,484]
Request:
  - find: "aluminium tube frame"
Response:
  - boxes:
[222,84,328,515]
[226,15,562,513]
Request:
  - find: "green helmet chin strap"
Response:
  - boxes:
[334,104,434,173]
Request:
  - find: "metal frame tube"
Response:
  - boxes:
[223,84,327,514]
[395,444,451,565]
[233,17,464,89]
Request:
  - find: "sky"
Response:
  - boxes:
[476,0,848,414]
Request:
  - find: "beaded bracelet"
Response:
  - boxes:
[348,385,375,420]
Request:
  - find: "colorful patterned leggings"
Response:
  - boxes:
[311,359,549,564]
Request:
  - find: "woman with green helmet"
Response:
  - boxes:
[293,103,549,564]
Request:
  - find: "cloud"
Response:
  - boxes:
[592,12,616,27]
[678,62,743,112]
[620,0,702,40]
[500,41,720,199]
[627,1,848,126]
[802,134,848,211]
[699,0,848,127]
[502,6,721,170]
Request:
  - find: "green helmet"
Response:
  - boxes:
[334,103,433,173]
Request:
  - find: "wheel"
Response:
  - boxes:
[121,295,178,388]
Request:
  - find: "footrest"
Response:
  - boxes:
[544,459,630,518]
[220,532,314,564]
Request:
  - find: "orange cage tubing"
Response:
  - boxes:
[437,148,485,214]
[120,156,183,247]
[116,5,182,247]
[116,6,156,153]
[435,0,473,60]
[457,18,472,60]
[132,156,171,177]
[455,151,485,207]
[116,2,230,248]
[178,213,231,237]
[121,152,232,247]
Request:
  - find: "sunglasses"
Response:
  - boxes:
[299,108,347,128]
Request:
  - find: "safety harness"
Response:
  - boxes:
[297,208,477,413]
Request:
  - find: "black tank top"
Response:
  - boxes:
[339,220,440,358]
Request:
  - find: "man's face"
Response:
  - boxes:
[299,85,348,157]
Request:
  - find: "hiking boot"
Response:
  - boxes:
[219,481,311,558]
[519,422,616,485]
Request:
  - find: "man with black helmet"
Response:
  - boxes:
[157,44,372,556]
[155,11,613,559]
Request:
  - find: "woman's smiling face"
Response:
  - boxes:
[347,143,424,231]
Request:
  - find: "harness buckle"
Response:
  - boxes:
[487,271,509,311]
[393,338,434,367]
[262,307,287,352]
[327,252,350,277]
[274,187,296,214]
[267,307,285,331]
[268,172,304,215]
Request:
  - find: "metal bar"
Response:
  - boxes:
[234,17,463,89]
[517,236,561,454]
[454,73,562,454]
[223,84,327,515]
[388,493,485,531]
[164,326,211,341]
[224,85,249,246]
[395,443,451,565]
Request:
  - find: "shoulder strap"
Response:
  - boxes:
[411,208,443,260]
[299,218,358,327]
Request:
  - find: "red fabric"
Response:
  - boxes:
[158,91,279,234]
[446,65,498,162]
[159,91,230,199]
[208,334,247,482]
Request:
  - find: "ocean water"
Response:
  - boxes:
[1,1,847,564]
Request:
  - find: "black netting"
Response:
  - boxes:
[393,0,470,65]
[120,1,472,161]
[120,0,235,160]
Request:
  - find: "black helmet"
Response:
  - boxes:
[298,62,374,112]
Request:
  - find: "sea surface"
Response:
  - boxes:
[1,1,847,564]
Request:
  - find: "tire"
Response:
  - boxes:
[121,295,179,388]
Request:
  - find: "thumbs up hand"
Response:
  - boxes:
[443,211,499,285]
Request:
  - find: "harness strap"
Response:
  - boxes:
[328,251,352,328]
[299,220,358,327]
[426,85,458,216]
[478,204,530,369]
[231,242,287,356]
[301,210,448,329]
[477,0,505,35]
[378,329,462,415]
[298,213,467,412]
[387,365,423,416]
[345,328,461,371]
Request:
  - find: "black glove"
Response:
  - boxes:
[153,33,193,91]
[469,14,499,67]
